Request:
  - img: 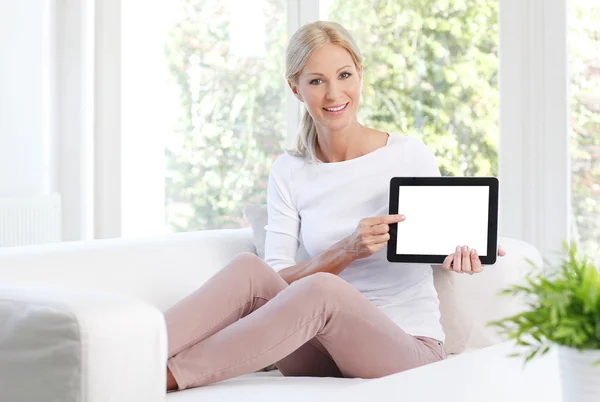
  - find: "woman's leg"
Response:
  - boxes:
[167,268,446,390]
[164,253,339,390]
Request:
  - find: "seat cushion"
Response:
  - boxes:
[167,371,364,402]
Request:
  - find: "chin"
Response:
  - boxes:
[322,118,353,132]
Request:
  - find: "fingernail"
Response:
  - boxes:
[471,249,476,256]
[456,246,460,253]
[463,245,468,252]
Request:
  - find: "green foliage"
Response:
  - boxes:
[164,0,286,231]
[488,243,600,364]
[326,0,499,177]
[568,3,600,267]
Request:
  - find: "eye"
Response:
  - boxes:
[309,78,323,85]
[340,72,352,79]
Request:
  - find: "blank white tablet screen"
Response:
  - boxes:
[396,186,489,256]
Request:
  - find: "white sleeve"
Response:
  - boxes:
[264,157,300,272]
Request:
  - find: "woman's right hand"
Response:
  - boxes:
[342,214,405,260]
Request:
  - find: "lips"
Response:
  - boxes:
[323,103,349,112]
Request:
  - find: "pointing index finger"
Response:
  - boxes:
[373,214,406,226]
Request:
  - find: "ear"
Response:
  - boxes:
[287,79,304,103]
[357,64,363,82]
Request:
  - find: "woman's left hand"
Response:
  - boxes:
[441,245,506,274]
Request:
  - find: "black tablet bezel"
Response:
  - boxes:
[387,177,499,264]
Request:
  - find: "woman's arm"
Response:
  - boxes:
[277,238,355,284]
[278,214,405,284]
[265,156,401,284]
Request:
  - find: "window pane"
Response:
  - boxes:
[569,1,600,266]
[122,0,287,234]
[321,0,499,176]
[164,0,287,231]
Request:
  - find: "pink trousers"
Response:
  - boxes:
[165,253,446,390]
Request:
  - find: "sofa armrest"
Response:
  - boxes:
[0,284,167,402]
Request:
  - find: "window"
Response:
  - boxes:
[121,0,288,234]
[321,0,499,177]
[569,0,600,265]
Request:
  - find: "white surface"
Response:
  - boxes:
[55,0,96,241]
[0,1,51,197]
[396,185,489,256]
[499,0,569,267]
[94,0,122,239]
[0,228,256,313]
[340,341,562,402]
[165,342,562,402]
[0,195,62,247]
[558,346,600,402]
[121,0,173,238]
[0,284,167,402]
[167,372,361,402]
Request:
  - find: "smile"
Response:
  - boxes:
[323,103,349,112]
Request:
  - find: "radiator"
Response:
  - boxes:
[0,195,62,247]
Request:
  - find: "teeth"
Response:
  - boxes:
[325,103,346,112]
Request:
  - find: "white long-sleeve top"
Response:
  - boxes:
[264,133,445,343]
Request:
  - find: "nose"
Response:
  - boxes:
[326,82,341,101]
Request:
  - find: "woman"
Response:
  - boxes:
[164,20,504,391]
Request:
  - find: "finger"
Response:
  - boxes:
[442,254,454,270]
[367,233,391,245]
[472,249,483,273]
[371,223,390,235]
[453,245,462,272]
[461,245,472,273]
[498,246,506,257]
[368,214,406,226]
[367,241,387,254]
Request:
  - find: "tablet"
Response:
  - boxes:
[387,177,499,265]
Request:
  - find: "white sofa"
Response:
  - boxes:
[0,227,542,402]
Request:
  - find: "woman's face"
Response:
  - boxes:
[289,43,362,132]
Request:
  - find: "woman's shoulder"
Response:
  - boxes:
[386,132,432,153]
[269,151,307,178]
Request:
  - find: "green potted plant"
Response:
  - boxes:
[488,242,600,402]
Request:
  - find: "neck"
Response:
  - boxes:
[315,120,368,163]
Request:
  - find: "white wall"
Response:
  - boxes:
[0,1,54,198]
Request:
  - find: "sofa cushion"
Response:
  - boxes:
[243,204,541,355]
[243,204,269,259]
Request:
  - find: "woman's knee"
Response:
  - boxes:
[228,252,266,268]
[293,272,351,297]
[226,252,285,288]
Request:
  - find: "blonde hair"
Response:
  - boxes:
[284,21,363,162]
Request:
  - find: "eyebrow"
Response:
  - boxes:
[305,65,352,77]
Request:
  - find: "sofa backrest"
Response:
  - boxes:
[0,228,256,312]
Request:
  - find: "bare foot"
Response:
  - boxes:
[167,366,178,391]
